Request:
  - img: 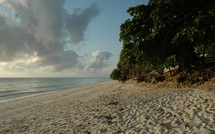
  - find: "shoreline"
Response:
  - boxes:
[0,80,112,104]
[0,81,214,133]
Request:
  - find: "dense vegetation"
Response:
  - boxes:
[110,0,215,82]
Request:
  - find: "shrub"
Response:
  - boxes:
[110,69,121,80]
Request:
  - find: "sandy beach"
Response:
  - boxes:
[0,81,214,134]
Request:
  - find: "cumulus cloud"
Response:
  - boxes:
[89,50,112,69]
[0,0,100,72]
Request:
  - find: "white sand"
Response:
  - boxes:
[0,81,214,134]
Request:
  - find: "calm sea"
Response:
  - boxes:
[0,77,111,103]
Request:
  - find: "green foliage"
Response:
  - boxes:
[111,0,215,80]
[164,55,176,68]
[110,69,122,80]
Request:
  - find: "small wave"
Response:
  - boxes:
[0,77,111,103]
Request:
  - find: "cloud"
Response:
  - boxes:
[66,3,100,44]
[0,0,5,3]
[89,50,112,69]
[0,0,100,72]
[38,50,85,72]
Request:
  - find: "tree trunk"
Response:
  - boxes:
[177,65,183,74]
[169,67,172,77]
[157,68,164,76]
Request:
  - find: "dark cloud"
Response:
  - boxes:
[0,0,100,72]
[39,50,84,72]
[89,50,112,69]
[0,15,35,62]
[65,3,100,44]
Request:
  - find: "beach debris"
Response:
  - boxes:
[77,124,83,127]
[156,107,165,114]
[108,101,119,105]
[144,99,148,103]
[186,104,190,107]
[98,114,114,124]
[208,108,215,111]
[156,107,163,111]
[118,114,122,118]
[116,129,123,133]
[99,115,113,120]
[106,120,113,124]
[85,130,91,134]
[160,123,167,127]
[204,99,209,103]
[185,122,191,128]
[119,108,124,111]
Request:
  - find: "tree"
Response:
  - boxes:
[111,0,215,80]
[110,69,121,80]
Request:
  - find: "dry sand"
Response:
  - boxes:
[0,81,214,134]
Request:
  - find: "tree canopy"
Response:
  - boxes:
[111,0,215,80]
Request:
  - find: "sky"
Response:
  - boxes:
[0,0,148,78]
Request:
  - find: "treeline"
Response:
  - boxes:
[110,0,215,81]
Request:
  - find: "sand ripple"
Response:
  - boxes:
[0,81,214,133]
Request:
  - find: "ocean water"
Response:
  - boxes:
[0,77,111,102]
